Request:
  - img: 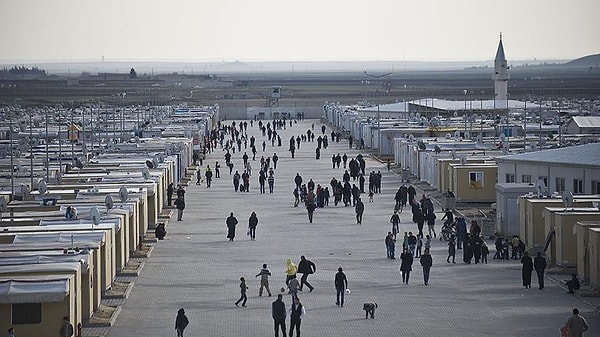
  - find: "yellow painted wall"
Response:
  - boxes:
[451,165,497,202]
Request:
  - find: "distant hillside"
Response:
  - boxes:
[564,54,600,67]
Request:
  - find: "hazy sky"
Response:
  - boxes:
[1,0,598,62]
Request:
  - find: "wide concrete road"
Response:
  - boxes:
[108,119,599,337]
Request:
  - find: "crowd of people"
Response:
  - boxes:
[163,117,590,337]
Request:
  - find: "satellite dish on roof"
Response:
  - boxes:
[145,160,154,169]
[434,145,442,154]
[152,157,159,169]
[408,134,415,142]
[417,141,426,151]
[90,206,101,226]
[451,150,456,159]
[105,195,114,210]
[20,184,30,200]
[157,153,165,163]
[119,186,129,203]
[453,111,458,117]
[454,130,460,139]
[562,191,574,209]
[38,180,47,195]
[142,167,150,180]
[459,155,467,165]
[445,133,452,140]
[74,158,84,169]
[535,180,547,197]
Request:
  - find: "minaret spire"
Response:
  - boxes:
[493,33,509,108]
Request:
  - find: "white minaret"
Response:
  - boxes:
[493,33,509,108]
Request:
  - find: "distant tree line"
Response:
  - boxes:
[0,66,47,77]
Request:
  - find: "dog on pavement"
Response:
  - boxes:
[363,302,378,319]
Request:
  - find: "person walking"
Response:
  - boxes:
[415,235,423,258]
[306,201,316,223]
[248,211,258,241]
[287,274,300,300]
[481,241,489,264]
[521,251,533,289]
[175,308,189,337]
[233,171,241,192]
[174,195,185,221]
[256,263,273,297]
[60,316,74,337]
[205,165,213,188]
[285,259,298,286]
[420,248,433,286]
[355,197,364,225]
[426,211,437,238]
[167,182,174,206]
[235,277,248,307]
[563,308,589,337]
[400,248,413,284]
[407,232,417,256]
[390,210,400,237]
[297,256,316,292]
[288,297,306,337]
[272,294,287,337]
[385,232,396,259]
[226,212,238,241]
[447,234,456,263]
[268,172,275,194]
[334,267,348,307]
[215,161,221,178]
[534,252,547,289]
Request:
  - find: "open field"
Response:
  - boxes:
[1,66,599,108]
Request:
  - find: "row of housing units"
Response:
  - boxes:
[326,103,600,290]
[0,106,216,336]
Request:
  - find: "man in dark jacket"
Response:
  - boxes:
[334,267,348,307]
[175,308,189,337]
[272,294,287,337]
[297,256,316,292]
[306,202,316,223]
[294,173,303,189]
[534,252,547,289]
[289,297,305,337]
[226,212,238,241]
[420,248,433,286]
[60,316,74,337]
[174,196,185,221]
[355,197,364,225]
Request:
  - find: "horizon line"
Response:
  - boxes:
[0,56,581,65]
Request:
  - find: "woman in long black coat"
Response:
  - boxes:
[399,248,413,284]
[521,251,533,288]
[463,234,474,264]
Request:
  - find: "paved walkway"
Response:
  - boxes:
[104,119,598,337]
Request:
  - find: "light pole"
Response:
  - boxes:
[29,108,34,188]
[9,109,14,197]
[524,97,528,152]
[538,97,543,149]
[45,107,49,180]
